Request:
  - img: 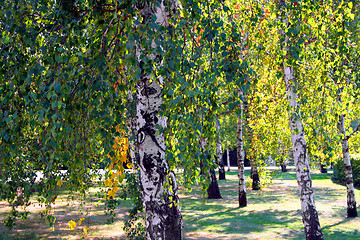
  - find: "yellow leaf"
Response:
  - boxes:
[113,186,119,193]
[68,220,77,230]
[107,190,115,199]
[57,180,63,187]
[78,217,85,225]
[104,179,112,187]
[83,227,89,234]
[127,162,133,169]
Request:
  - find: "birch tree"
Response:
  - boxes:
[279,1,323,239]
[135,1,183,238]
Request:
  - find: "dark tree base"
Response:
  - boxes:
[281,163,287,172]
[207,169,222,199]
[252,173,261,190]
[347,207,358,218]
[219,168,226,180]
[320,165,327,173]
[239,191,247,207]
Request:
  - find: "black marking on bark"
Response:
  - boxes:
[141,86,158,96]
[138,111,165,152]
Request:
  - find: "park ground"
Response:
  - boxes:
[0,168,359,240]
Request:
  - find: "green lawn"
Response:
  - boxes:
[0,169,359,239]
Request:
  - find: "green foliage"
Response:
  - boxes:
[333,155,360,188]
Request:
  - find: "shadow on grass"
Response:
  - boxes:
[182,200,304,240]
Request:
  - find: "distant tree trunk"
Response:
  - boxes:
[283,65,323,239]
[337,92,357,217]
[136,1,183,239]
[237,89,247,207]
[243,94,260,190]
[319,162,327,174]
[227,148,231,171]
[280,161,287,172]
[216,120,226,180]
[278,141,287,172]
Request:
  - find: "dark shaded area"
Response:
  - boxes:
[222,148,250,167]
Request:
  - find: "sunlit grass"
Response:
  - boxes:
[0,168,359,239]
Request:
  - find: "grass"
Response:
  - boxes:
[0,168,359,239]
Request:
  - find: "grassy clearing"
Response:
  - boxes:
[0,169,359,239]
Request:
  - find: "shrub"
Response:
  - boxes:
[333,155,360,188]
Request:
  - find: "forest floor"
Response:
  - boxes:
[0,168,359,240]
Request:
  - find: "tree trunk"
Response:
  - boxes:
[280,162,287,172]
[136,1,183,239]
[284,65,323,239]
[207,168,222,199]
[237,90,247,207]
[319,162,327,174]
[243,94,260,190]
[216,120,226,180]
[338,103,357,217]
[227,148,231,171]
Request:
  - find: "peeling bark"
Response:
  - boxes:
[284,66,323,240]
[237,90,247,207]
[136,1,183,239]
[337,94,358,217]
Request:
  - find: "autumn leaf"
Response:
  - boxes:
[104,179,112,187]
[56,180,63,187]
[68,220,76,230]
[83,227,89,234]
[78,217,85,225]
[107,190,115,200]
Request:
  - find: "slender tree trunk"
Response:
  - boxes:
[284,65,323,239]
[216,120,226,180]
[136,1,183,239]
[337,92,357,217]
[243,95,260,190]
[237,90,247,207]
[278,141,287,172]
[227,148,231,171]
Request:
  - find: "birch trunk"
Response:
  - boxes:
[243,94,260,190]
[337,95,357,217]
[284,66,323,239]
[136,1,183,239]
[227,148,231,171]
[237,90,247,207]
[216,120,226,180]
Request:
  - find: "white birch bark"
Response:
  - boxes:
[284,66,323,239]
[237,89,247,207]
[337,92,358,217]
[136,1,182,239]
